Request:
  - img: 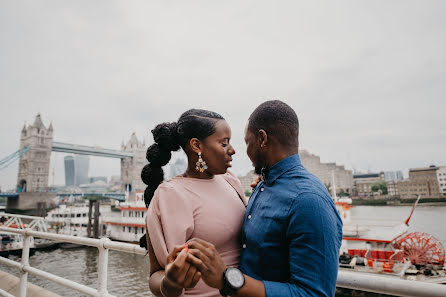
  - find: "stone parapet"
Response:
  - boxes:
[0,270,61,297]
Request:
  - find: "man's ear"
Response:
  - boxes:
[258,129,268,148]
[189,138,202,154]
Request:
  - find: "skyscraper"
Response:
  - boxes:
[64,156,75,186]
[75,155,90,186]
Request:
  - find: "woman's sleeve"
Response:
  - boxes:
[146,183,195,267]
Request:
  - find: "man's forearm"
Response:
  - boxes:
[233,275,265,297]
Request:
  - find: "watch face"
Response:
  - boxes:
[226,268,244,288]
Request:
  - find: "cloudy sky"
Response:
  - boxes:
[1,1,445,190]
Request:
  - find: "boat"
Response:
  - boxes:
[103,191,147,243]
[337,196,446,283]
[45,203,110,237]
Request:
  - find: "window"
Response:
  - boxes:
[123,226,125,232]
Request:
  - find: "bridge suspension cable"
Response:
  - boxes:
[0,146,30,172]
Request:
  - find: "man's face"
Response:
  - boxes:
[244,124,264,175]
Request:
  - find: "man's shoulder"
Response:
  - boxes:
[278,167,330,198]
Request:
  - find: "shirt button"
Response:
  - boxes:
[248,215,251,219]
[243,244,246,249]
[260,188,264,192]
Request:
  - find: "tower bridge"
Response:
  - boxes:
[3,113,146,212]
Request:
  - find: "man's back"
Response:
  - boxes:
[240,154,343,297]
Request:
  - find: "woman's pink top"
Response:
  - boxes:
[146,171,247,297]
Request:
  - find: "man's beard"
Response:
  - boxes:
[254,165,263,175]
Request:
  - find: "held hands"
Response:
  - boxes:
[185,238,227,290]
[165,244,201,289]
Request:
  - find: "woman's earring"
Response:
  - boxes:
[195,152,208,172]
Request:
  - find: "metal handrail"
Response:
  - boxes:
[0,227,146,297]
[1,227,446,297]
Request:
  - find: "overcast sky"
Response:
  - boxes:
[1,1,445,190]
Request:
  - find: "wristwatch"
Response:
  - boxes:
[219,267,245,296]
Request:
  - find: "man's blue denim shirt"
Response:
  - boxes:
[239,154,343,297]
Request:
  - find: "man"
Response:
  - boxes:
[187,100,343,297]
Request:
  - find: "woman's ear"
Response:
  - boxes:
[189,138,202,154]
[258,129,268,148]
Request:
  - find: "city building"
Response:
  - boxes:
[64,156,75,186]
[166,158,187,180]
[75,155,89,186]
[386,180,399,196]
[437,166,446,197]
[121,132,146,195]
[89,176,108,184]
[238,170,259,195]
[398,166,440,198]
[17,113,53,192]
[299,150,354,196]
[353,173,385,197]
[384,171,404,181]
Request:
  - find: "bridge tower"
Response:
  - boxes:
[120,132,146,200]
[17,113,53,192]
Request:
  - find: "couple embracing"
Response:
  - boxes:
[141,100,343,297]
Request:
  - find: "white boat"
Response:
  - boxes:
[45,203,110,237]
[103,191,147,243]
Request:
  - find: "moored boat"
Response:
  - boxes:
[336,196,446,283]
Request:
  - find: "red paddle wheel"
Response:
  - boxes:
[393,232,445,266]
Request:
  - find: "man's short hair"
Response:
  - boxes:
[248,100,299,147]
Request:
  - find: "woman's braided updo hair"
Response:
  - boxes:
[141,109,224,207]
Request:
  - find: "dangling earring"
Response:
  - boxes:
[195,152,208,172]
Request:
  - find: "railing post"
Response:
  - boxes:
[19,229,32,297]
[97,238,110,296]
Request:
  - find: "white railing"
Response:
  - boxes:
[0,213,48,232]
[0,227,146,297]
[337,270,446,297]
[1,226,446,297]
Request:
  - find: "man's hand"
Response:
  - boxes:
[186,238,227,289]
[165,244,201,289]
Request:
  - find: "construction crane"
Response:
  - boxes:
[0,146,30,172]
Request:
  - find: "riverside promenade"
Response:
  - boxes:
[0,270,61,297]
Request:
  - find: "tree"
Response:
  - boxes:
[371,181,388,195]
[339,189,349,197]
[244,189,252,197]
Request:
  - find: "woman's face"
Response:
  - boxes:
[200,120,235,175]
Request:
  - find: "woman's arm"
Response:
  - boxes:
[147,230,201,297]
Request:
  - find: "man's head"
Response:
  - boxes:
[244,100,299,174]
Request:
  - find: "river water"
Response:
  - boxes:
[1,205,445,297]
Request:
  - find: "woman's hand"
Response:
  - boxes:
[165,244,202,289]
[186,238,227,290]
[250,175,262,188]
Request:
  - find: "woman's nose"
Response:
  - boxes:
[228,144,235,155]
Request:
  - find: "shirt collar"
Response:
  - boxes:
[263,153,301,186]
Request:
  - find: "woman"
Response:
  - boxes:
[142,109,247,297]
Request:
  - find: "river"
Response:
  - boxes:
[1,205,445,296]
